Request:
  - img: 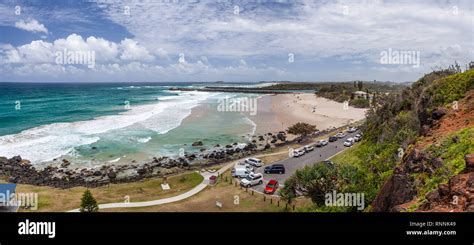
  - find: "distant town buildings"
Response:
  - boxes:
[352,91,372,100]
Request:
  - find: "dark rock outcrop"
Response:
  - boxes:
[371,147,440,212]
[431,108,447,120]
[418,154,474,212]
[60,159,71,168]
[371,169,417,212]
[465,154,474,171]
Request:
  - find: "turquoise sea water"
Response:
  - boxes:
[0,83,257,167]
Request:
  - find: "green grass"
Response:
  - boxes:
[11,171,204,212]
[330,144,362,165]
[329,137,406,209]
[414,126,474,199]
[322,69,474,212]
[429,69,474,108]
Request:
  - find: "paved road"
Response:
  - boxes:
[66,132,359,211]
[248,131,360,194]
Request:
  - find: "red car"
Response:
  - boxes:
[264,179,278,194]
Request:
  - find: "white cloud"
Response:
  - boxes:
[2,1,473,82]
[14,19,48,34]
[0,33,285,82]
[96,0,473,78]
[17,40,54,63]
[119,39,154,61]
[1,56,285,82]
[0,34,157,65]
[53,34,119,62]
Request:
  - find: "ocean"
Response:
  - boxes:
[0,82,259,167]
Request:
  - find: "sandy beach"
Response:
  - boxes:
[249,93,367,134]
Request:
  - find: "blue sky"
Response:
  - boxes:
[0,0,472,82]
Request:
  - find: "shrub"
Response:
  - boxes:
[80,189,99,212]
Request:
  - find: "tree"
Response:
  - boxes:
[280,162,364,207]
[279,177,298,205]
[80,189,99,212]
[280,163,338,206]
[357,81,363,91]
[287,122,317,141]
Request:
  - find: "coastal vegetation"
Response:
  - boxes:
[170,81,407,109]
[280,162,364,211]
[287,122,317,142]
[262,81,406,108]
[260,81,406,92]
[281,62,474,212]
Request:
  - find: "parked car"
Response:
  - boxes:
[328,136,338,142]
[347,127,358,133]
[304,145,314,152]
[264,164,286,174]
[245,158,263,167]
[336,132,346,138]
[291,150,300,158]
[240,173,263,187]
[343,138,355,147]
[319,140,328,146]
[354,134,362,142]
[264,179,279,194]
[292,148,306,157]
[231,167,251,178]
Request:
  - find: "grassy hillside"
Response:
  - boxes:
[414,127,474,201]
[332,68,473,211]
[283,65,474,212]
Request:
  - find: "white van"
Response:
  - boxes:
[231,167,251,178]
[235,161,254,172]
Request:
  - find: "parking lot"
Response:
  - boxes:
[241,131,360,194]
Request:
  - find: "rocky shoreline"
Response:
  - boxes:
[0,126,344,189]
[0,127,344,189]
[0,130,282,188]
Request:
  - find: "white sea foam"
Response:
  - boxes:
[138,91,212,134]
[108,157,121,163]
[242,116,257,139]
[133,136,152,143]
[0,91,213,164]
